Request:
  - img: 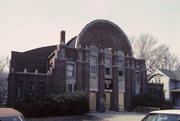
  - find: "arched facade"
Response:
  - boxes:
[76,20,132,56]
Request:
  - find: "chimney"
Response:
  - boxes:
[60,30,65,44]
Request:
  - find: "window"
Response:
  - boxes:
[105,58,111,75]
[142,113,180,121]
[0,116,22,121]
[118,60,123,69]
[142,114,157,121]
[66,64,74,77]
[28,82,34,96]
[105,58,111,65]
[105,68,110,75]
[16,82,23,99]
[90,56,97,74]
[118,71,123,77]
[135,71,140,84]
[39,82,45,95]
[68,84,73,92]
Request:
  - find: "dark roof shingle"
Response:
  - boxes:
[159,69,180,81]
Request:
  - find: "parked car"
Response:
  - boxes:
[0,108,26,121]
[141,109,180,121]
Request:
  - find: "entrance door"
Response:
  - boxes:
[89,92,96,111]
[105,92,111,112]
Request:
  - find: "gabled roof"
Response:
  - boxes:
[11,45,57,73]
[147,73,163,81]
[159,69,180,81]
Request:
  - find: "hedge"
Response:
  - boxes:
[14,91,89,117]
[134,94,173,109]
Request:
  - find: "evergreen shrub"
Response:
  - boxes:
[14,91,89,117]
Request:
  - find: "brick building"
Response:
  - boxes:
[8,19,148,112]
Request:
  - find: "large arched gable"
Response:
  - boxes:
[76,19,132,56]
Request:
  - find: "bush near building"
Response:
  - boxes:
[134,94,173,110]
[14,91,89,117]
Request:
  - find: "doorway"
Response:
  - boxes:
[105,92,111,112]
[89,92,96,111]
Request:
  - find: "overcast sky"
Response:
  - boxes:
[0,0,180,58]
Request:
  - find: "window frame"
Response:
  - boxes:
[105,57,112,78]
[90,55,98,74]
[104,48,113,78]
[135,71,140,84]
[16,81,23,99]
[66,62,75,78]
[39,82,45,95]
[27,81,34,97]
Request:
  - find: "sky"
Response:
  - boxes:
[0,0,180,58]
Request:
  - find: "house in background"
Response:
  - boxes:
[149,69,180,108]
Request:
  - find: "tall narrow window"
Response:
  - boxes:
[39,82,45,95]
[90,56,97,74]
[118,60,123,78]
[16,82,23,99]
[28,82,34,96]
[135,72,140,84]
[118,60,123,69]
[105,58,111,75]
[66,64,74,77]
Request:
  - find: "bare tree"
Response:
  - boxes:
[136,34,157,60]
[155,50,179,71]
[130,34,179,73]
[0,55,8,104]
[147,44,169,73]
[0,56,8,79]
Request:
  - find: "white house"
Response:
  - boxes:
[149,69,180,108]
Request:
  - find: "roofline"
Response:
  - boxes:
[24,45,57,53]
[76,19,133,55]
[156,69,171,80]
[147,73,164,81]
